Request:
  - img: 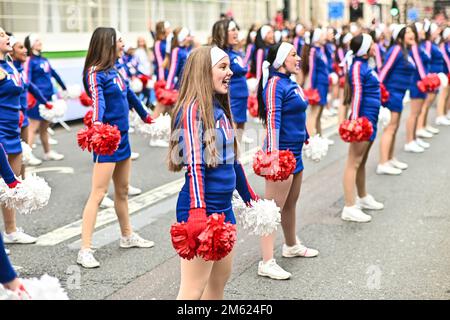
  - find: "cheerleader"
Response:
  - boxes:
[337,32,353,124]
[24,34,66,161]
[301,28,332,144]
[255,42,318,280]
[168,46,258,299]
[370,28,386,74]
[77,27,154,269]
[325,27,339,116]
[152,21,171,119]
[377,25,416,175]
[292,23,305,85]
[417,21,446,129]
[405,23,431,152]
[211,19,249,143]
[166,27,191,90]
[0,28,36,245]
[251,25,275,82]
[436,27,450,123]
[243,25,257,67]
[341,34,384,223]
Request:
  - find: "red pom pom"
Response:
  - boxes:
[19,111,24,128]
[339,76,346,88]
[79,92,93,107]
[332,62,343,75]
[303,88,320,105]
[196,213,237,261]
[154,80,166,92]
[155,81,178,106]
[27,93,36,109]
[429,73,440,90]
[417,79,427,93]
[170,222,197,260]
[247,95,258,118]
[245,72,256,79]
[77,127,93,152]
[83,109,93,128]
[90,124,121,156]
[339,117,373,143]
[380,83,390,103]
[253,149,296,181]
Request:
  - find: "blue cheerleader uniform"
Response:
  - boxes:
[174,100,258,224]
[243,43,255,67]
[374,43,386,73]
[379,45,415,113]
[166,46,190,90]
[262,71,309,174]
[308,46,329,106]
[85,66,150,163]
[225,48,249,124]
[441,42,450,75]
[0,59,24,154]
[409,44,430,100]
[348,57,381,141]
[423,41,444,74]
[25,54,66,121]
[293,36,305,56]
[153,39,169,81]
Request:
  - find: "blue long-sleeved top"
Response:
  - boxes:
[374,43,386,73]
[422,40,444,74]
[153,39,167,81]
[0,143,16,184]
[225,48,248,99]
[0,59,23,113]
[379,45,415,91]
[440,42,450,74]
[25,54,66,99]
[175,100,257,212]
[308,46,329,89]
[166,46,190,89]
[409,44,430,87]
[325,42,335,73]
[293,36,305,56]
[12,60,47,112]
[262,71,308,152]
[348,57,380,120]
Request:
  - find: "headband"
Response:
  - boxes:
[304,31,311,45]
[228,20,237,31]
[274,30,282,43]
[164,21,171,29]
[375,28,382,39]
[9,36,18,48]
[430,23,438,35]
[295,24,304,34]
[356,33,373,56]
[28,33,39,49]
[342,33,353,45]
[311,28,322,44]
[443,27,450,40]
[210,46,228,67]
[260,25,271,41]
[250,31,257,41]
[262,42,294,89]
[392,24,405,41]
[415,22,423,32]
[177,27,189,43]
[166,32,173,54]
[350,24,358,34]
[424,19,431,32]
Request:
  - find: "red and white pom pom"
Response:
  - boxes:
[156,88,178,106]
[130,77,144,93]
[196,213,237,261]
[0,174,51,215]
[232,195,281,236]
[90,124,121,156]
[136,114,170,141]
[246,78,258,94]
[77,127,93,152]
[378,106,391,129]
[339,117,373,143]
[253,149,296,182]
[247,95,258,118]
[329,72,339,86]
[18,275,69,300]
[303,134,329,162]
[83,109,93,128]
[303,88,321,105]
[66,84,82,99]
[170,222,197,260]
[39,99,67,122]
[79,91,92,107]
[438,72,449,88]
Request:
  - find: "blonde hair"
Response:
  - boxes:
[167,46,237,172]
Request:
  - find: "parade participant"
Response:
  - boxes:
[337,32,353,124]
[24,34,66,161]
[302,28,332,144]
[153,21,171,119]
[251,25,275,82]
[325,27,339,117]
[168,46,258,299]
[77,27,154,269]
[255,42,318,280]
[377,25,415,175]
[405,24,431,153]
[0,28,36,245]
[370,28,386,73]
[212,19,250,143]
[436,27,450,124]
[292,24,305,59]
[166,27,191,90]
[243,25,257,67]
[341,34,384,223]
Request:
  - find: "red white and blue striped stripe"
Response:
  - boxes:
[87,66,99,121]
[265,76,280,152]
[350,61,362,120]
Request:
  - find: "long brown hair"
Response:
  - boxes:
[168,46,237,172]
[211,20,228,49]
[83,27,117,95]
[155,21,166,41]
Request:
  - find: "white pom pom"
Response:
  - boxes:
[438,72,448,88]
[130,77,143,93]
[329,72,339,85]
[246,78,258,93]
[0,174,51,214]
[39,99,67,122]
[66,84,82,99]
[21,274,69,300]
[303,134,329,162]
[378,106,391,129]
[136,114,171,141]
[232,196,281,236]
[21,141,33,164]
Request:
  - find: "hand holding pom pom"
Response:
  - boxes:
[83,109,93,128]
[90,124,121,156]
[339,117,373,142]
[303,88,320,105]
[186,208,208,245]
[77,127,93,152]
[303,134,329,162]
[79,91,93,107]
[253,149,296,181]
[170,222,197,260]
[39,99,67,122]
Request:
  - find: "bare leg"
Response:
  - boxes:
[281,172,303,246]
[111,158,132,238]
[405,99,424,143]
[27,119,40,147]
[343,142,370,207]
[437,86,448,117]
[379,111,400,164]
[177,257,214,300]
[2,154,23,234]
[356,141,373,198]
[39,120,50,154]
[201,250,234,300]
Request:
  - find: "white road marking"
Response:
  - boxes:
[26,166,75,175]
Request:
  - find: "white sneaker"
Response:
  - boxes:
[26,153,42,166]
[257,259,291,280]
[77,248,100,269]
[404,141,424,153]
[282,237,319,258]
[120,232,155,248]
[389,158,408,170]
[100,195,114,209]
[5,247,10,255]
[425,125,439,134]
[376,163,402,175]
[43,150,64,161]
[128,185,142,196]
[435,116,450,126]
[3,228,37,244]
[416,128,433,138]
[241,134,254,144]
[149,139,169,148]
[130,152,140,161]
[415,138,430,149]
[324,137,335,146]
[341,206,372,223]
[356,194,384,210]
